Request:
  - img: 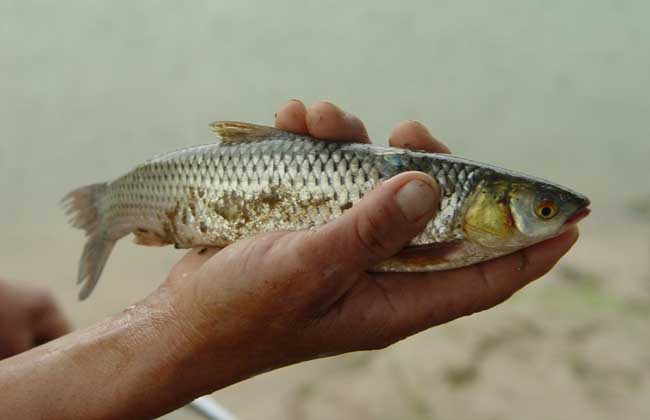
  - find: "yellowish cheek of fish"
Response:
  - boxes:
[462,188,519,249]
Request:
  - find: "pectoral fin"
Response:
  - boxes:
[372,240,464,271]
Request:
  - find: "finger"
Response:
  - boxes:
[370,227,580,337]
[275,99,308,134]
[305,101,370,143]
[389,120,451,153]
[301,172,440,277]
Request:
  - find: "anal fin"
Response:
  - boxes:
[133,228,172,247]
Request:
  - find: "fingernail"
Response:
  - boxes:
[395,179,438,222]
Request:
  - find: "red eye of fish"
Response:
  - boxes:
[535,200,557,220]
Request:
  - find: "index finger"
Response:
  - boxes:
[370,227,579,335]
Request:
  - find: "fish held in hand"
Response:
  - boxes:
[63,122,590,300]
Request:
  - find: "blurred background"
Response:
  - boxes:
[1,1,648,419]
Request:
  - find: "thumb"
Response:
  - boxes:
[303,171,440,273]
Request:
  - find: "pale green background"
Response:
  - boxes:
[1,2,648,419]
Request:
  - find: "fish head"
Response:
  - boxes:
[463,176,590,250]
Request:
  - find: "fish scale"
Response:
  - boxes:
[63,121,589,299]
[105,136,475,252]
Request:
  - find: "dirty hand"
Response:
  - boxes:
[157,100,579,393]
[0,278,70,359]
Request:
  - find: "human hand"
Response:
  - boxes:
[0,278,71,359]
[157,100,579,391]
[0,101,579,420]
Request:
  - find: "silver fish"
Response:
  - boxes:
[63,122,590,299]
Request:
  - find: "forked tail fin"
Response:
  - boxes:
[62,183,116,300]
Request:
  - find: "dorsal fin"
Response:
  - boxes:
[209,121,282,142]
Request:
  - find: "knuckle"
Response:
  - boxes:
[354,204,395,260]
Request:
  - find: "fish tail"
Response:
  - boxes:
[76,235,115,300]
[62,183,116,300]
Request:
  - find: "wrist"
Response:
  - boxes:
[89,294,205,416]
[132,288,214,401]
[156,279,279,394]
[144,283,241,395]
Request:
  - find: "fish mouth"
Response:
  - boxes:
[564,197,591,225]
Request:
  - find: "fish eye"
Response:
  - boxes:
[535,200,557,220]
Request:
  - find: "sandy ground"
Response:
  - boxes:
[158,202,650,420]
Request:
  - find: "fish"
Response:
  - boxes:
[63,121,590,300]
